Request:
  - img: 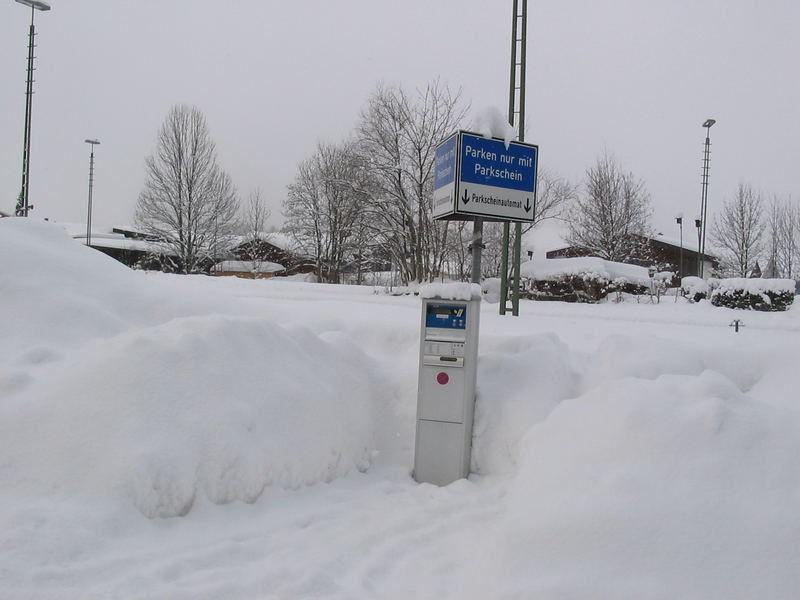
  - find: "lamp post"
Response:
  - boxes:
[676,214,683,280]
[14,0,51,217]
[85,139,100,247]
[695,216,702,277]
[698,118,716,277]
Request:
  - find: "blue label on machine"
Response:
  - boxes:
[425,304,467,329]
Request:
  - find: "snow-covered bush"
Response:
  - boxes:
[482,277,501,303]
[710,278,795,311]
[681,276,709,302]
[527,273,647,303]
[521,257,650,303]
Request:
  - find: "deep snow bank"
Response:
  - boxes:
[457,316,800,598]
[1,219,166,355]
[0,219,378,517]
[464,369,800,598]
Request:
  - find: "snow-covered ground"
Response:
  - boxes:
[2,218,800,599]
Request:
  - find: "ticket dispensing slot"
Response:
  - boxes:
[422,339,465,367]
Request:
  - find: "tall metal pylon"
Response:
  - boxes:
[499,0,527,316]
[698,119,715,278]
[15,0,51,217]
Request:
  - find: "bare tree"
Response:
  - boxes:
[711,183,765,277]
[238,188,272,272]
[782,199,800,278]
[284,140,371,283]
[564,153,652,262]
[479,223,507,278]
[357,81,469,284]
[765,198,782,278]
[135,105,239,274]
[763,195,797,278]
[442,220,473,281]
[530,168,577,226]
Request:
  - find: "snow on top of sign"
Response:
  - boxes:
[420,282,482,301]
[472,106,516,149]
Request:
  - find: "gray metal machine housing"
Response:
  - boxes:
[413,294,480,486]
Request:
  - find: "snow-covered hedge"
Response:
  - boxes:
[681,276,709,302]
[526,273,647,303]
[521,256,652,286]
[521,257,650,303]
[710,278,795,311]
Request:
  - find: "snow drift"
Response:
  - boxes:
[0,219,377,518]
[465,369,800,599]
[3,217,800,599]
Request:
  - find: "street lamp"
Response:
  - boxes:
[675,213,683,280]
[85,139,100,247]
[698,118,716,277]
[694,216,702,276]
[14,0,51,217]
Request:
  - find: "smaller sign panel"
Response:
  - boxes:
[432,131,538,223]
[432,133,458,220]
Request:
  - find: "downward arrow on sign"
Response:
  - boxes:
[524,198,531,213]
[461,189,470,205]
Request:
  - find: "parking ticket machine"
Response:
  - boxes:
[413,290,480,486]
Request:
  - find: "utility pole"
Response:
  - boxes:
[499,0,527,315]
[698,118,715,277]
[676,214,683,280]
[14,0,51,217]
[85,139,100,246]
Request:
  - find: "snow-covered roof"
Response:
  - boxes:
[651,233,700,253]
[73,234,156,253]
[266,232,297,252]
[229,232,298,252]
[548,234,719,260]
[55,221,115,237]
[215,260,285,274]
[651,233,719,258]
[111,225,151,238]
[63,222,177,256]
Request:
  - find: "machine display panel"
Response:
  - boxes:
[425,304,467,330]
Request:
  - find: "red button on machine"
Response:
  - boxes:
[436,372,449,385]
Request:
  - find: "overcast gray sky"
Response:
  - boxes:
[2,0,798,238]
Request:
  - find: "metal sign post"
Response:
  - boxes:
[500,0,528,316]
